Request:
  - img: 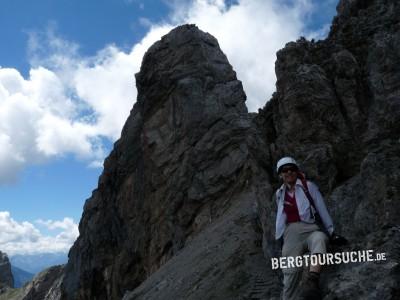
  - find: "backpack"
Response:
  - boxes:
[297,172,328,236]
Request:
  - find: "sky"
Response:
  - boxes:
[0,0,338,256]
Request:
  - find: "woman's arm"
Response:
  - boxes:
[307,181,334,235]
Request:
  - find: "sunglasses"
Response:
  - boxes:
[281,166,298,174]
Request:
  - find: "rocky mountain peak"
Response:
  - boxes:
[62,23,254,300]
[135,24,241,114]
[0,251,14,292]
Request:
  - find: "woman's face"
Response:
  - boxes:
[280,165,298,185]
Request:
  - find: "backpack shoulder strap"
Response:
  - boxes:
[297,172,317,210]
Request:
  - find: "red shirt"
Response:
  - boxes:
[283,191,301,223]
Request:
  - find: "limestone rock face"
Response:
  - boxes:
[256,0,400,298]
[1,265,64,300]
[23,266,64,300]
[62,24,275,300]
[57,0,400,299]
[0,251,14,291]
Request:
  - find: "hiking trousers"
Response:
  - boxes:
[281,222,328,300]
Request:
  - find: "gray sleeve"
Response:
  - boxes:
[275,190,280,205]
[308,181,334,235]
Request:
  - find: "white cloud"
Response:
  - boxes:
[0,23,174,184]
[0,133,25,183]
[0,66,106,184]
[169,0,312,111]
[36,217,78,232]
[0,0,331,183]
[0,212,78,255]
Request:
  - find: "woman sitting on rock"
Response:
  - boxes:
[274,156,345,300]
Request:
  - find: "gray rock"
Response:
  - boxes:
[61,24,263,300]
[122,191,280,300]
[21,265,64,300]
[257,0,400,298]
[0,251,14,291]
[0,265,63,300]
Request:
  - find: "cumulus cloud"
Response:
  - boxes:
[170,0,312,110]
[0,66,105,183]
[0,211,78,255]
[0,0,332,183]
[0,25,172,183]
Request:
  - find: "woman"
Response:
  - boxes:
[275,157,342,300]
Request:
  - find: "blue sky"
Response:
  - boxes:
[0,0,170,75]
[0,0,338,255]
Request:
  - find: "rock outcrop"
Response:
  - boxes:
[62,23,276,300]
[256,0,400,298]
[0,265,64,300]
[0,251,14,291]
[52,0,400,299]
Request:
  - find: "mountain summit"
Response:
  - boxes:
[0,251,14,291]
[62,23,266,300]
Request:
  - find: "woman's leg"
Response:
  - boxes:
[281,223,307,300]
[307,231,329,272]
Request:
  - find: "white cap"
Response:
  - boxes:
[276,157,299,173]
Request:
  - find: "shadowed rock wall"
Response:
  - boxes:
[0,251,14,291]
[62,24,276,300]
[256,0,400,298]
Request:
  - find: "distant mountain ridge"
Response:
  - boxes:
[11,265,34,288]
[10,252,67,274]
